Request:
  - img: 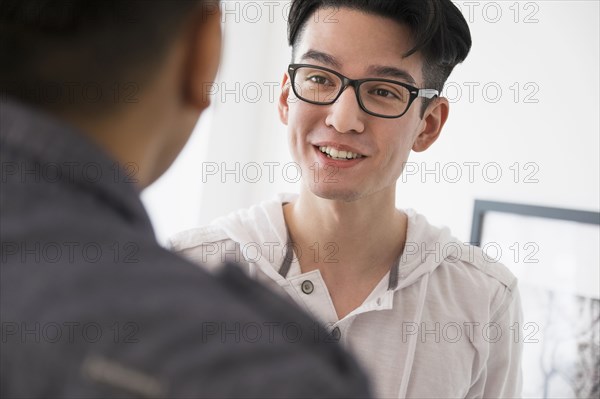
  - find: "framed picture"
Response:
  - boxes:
[470,200,600,398]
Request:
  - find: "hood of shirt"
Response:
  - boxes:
[211,193,459,291]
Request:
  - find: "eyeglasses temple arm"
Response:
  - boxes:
[417,89,439,99]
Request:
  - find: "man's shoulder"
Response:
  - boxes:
[404,209,517,292]
[168,225,241,269]
[429,240,519,321]
[444,241,518,291]
[2,246,372,398]
[168,225,232,251]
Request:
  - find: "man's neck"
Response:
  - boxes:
[283,185,407,283]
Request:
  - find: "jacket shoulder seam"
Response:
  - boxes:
[446,243,517,291]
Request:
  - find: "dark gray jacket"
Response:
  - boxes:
[0,100,371,398]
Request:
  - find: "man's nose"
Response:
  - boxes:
[325,86,366,134]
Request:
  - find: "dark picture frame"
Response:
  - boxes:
[470,200,600,398]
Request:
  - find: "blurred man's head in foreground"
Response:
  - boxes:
[1,0,222,187]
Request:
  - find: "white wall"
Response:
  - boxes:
[142,0,600,244]
[398,0,600,241]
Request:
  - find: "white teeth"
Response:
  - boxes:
[318,146,364,160]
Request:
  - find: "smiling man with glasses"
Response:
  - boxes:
[171,0,523,397]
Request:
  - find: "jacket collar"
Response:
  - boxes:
[1,98,154,236]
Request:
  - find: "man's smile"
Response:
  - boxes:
[318,146,365,160]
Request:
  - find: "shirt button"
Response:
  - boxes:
[331,327,341,341]
[301,280,314,294]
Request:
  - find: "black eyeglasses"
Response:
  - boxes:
[288,64,439,119]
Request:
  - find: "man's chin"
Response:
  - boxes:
[308,183,363,203]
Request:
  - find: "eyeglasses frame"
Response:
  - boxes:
[287,63,439,119]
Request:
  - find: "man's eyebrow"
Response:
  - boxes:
[366,65,417,86]
[299,51,417,86]
[299,50,342,69]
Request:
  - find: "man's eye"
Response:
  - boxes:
[308,75,329,85]
[373,88,398,99]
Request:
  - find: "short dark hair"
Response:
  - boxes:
[0,0,214,112]
[287,0,472,116]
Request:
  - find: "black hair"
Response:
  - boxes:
[0,0,214,112]
[287,0,472,116]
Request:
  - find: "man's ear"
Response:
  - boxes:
[412,97,449,152]
[185,5,222,111]
[278,73,291,125]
